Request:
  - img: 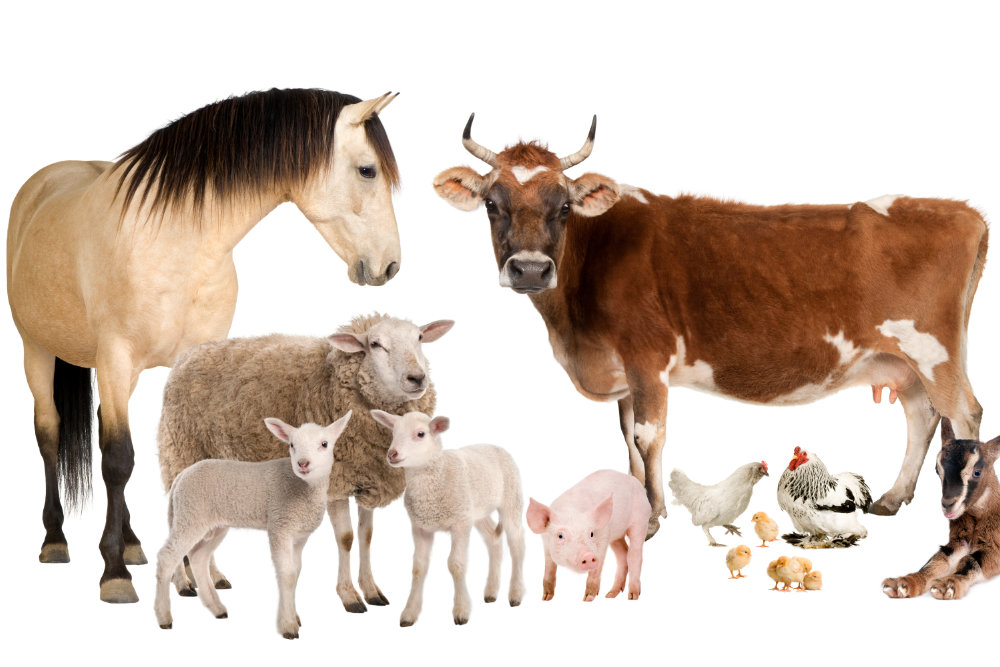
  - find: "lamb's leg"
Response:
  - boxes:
[605,538,628,598]
[474,516,502,603]
[155,526,204,629]
[357,506,388,606]
[172,560,196,596]
[871,381,940,515]
[209,554,231,589]
[882,528,970,598]
[189,528,229,620]
[448,524,473,625]
[327,498,366,613]
[269,533,300,639]
[400,526,434,627]
[501,510,525,607]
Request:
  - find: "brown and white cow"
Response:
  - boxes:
[434,114,988,538]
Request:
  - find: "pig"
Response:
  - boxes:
[526,469,651,601]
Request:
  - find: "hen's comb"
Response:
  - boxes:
[761,460,768,471]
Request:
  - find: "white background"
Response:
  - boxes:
[2,1,999,664]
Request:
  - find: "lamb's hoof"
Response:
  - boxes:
[365,592,389,606]
[123,544,147,565]
[454,616,468,625]
[870,495,903,516]
[159,623,172,630]
[100,578,139,604]
[400,618,415,627]
[215,612,228,619]
[178,586,197,597]
[484,596,497,603]
[214,578,232,590]
[39,542,70,563]
[644,517,661,541]
[282,632,299,640]
[344,600,367,614]
[509,598,522,607]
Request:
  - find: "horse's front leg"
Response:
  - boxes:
[95,345,140,603]
[624,365,669,540]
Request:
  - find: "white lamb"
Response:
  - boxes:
[154,412,351,639]
[371,410,525,626]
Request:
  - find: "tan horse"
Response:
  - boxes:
[6,88,402,603]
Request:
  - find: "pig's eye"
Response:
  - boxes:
[556,533,564,540]
[590,531,594,538]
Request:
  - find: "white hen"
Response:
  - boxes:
[669,461,770,546]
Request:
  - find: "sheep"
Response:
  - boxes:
[371,409,525,626]
[157,313,452,613]
[154,413,352,638]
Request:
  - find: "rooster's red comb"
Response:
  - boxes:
[793,446,801,455]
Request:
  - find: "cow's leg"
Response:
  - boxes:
[871,380,940,515]
[617,396,645,483]
[625,368,669,539]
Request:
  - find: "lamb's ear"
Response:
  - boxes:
[433,166,488,211]
[370,409,398,430]
[265,418,296,444]
[941,418,956,445]
[568,173,619,217]
[326,410,353,442]
[591,494,614,531]
[329,332,366,353]
[429,416,450,434]
[526,498,552,534]
[420,320,454,343]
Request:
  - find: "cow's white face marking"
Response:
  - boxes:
[619,184,649,204]
[823,331,861,366]
[863,194,902,216]
[660,337,715,390]
[634,421,658,447]
[876,319,949,380]
[511,165,549,184]
[499,250,557,289]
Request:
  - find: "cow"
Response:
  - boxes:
[433,114,988,539]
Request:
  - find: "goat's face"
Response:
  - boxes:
[936,420,1000,520]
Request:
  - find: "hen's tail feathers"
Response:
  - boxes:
[782,532,862,549]
[668,469,696,507]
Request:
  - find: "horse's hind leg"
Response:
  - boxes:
[23,343,68,563]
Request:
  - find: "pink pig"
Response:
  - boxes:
[526,470,651,601]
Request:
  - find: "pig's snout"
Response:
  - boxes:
[578,552,599,571]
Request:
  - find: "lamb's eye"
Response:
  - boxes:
[359,166,376,179]
[321,441,328,449]
[417,431,425,438]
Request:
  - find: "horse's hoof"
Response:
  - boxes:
[100,578,139,604]
[39,543,70,563]
[123,544,148,565]
[214,578,232,590]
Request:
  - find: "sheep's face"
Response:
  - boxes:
[330,318,454,403]
[371,410,448,469]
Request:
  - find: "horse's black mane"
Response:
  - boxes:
[113,87,399,220]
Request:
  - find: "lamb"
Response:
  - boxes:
[154,413,351,638]
[157,313,452,613]
[371,410,525,626]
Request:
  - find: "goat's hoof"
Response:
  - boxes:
[365,592,389,606]
[39,543,70,563]
[178,586,197,597]
[454,616,468,625]
[100,578,139,604]
[123,544,147,565]
[214,578,232,590]
[344,600,367,614]
[215,612,228,619]
[282,632,299,640]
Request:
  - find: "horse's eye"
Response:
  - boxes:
[359,166,376,179]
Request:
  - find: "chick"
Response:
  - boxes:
[795,556,812,574]
[766,559,782,590]
[726,545,752,579]
[751,511,779,547]
[804,570,823,591]
[775,555,807,592]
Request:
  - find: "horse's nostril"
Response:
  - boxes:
[385,261,399,281]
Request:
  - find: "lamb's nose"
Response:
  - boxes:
[387,449,399,463]
[298,460,310,470]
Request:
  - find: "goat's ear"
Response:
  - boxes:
[419,320,454,343]
[370,410,397,430]
[429,416,450,434]
[265,417,296,444]
[329,332,366,353]
[591,494,614,531]
[433,167,488,211]
[568,173,619,217]
[983,434,1000,464]
[326,410,353,442]
[526,498,552,534]
[941,417,956,444]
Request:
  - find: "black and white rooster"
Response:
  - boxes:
[777,446,872,548]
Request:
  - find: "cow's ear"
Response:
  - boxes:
[568,173,619,217]
[434,167,488,211]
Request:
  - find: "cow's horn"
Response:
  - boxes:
[559,115,597,170]
[462,113,498,167]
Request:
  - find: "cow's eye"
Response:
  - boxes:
[485,199,497,213]
[561,202,571,214]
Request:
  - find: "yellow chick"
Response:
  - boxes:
[795,557,813,574]
[804,570,823,591]
[775,555,807,591]
[751,511,779,547]
[726,545,752,579]
[766,559,782,590]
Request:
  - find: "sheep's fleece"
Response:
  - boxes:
[158,314,436,509]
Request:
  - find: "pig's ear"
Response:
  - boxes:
[526,498,552,534]
[592,495,614,531]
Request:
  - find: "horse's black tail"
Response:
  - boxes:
[53,357,94,511]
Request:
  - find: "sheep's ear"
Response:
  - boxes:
[433,166,488,211]
[370,409,398,430]
[329,332,366,353]
[265,417,296,444]
[941,418,956,445]
[429,416,450,434]
[591,495,614,531]
[526,498,552,534]
[420,320,454,343]
[326,410,353,442]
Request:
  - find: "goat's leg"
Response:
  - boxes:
[269,534,299,639]
[400,526,434,627]
[474,516,502,603]
[327,498,366,613]
[929,547,1000,600]
[448,524,472,625]
[882,526,971,598]
[357,506,388,606]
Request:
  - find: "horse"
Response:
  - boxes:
[7,87,402,603]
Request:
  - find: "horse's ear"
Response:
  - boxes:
[342,92,397,126]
